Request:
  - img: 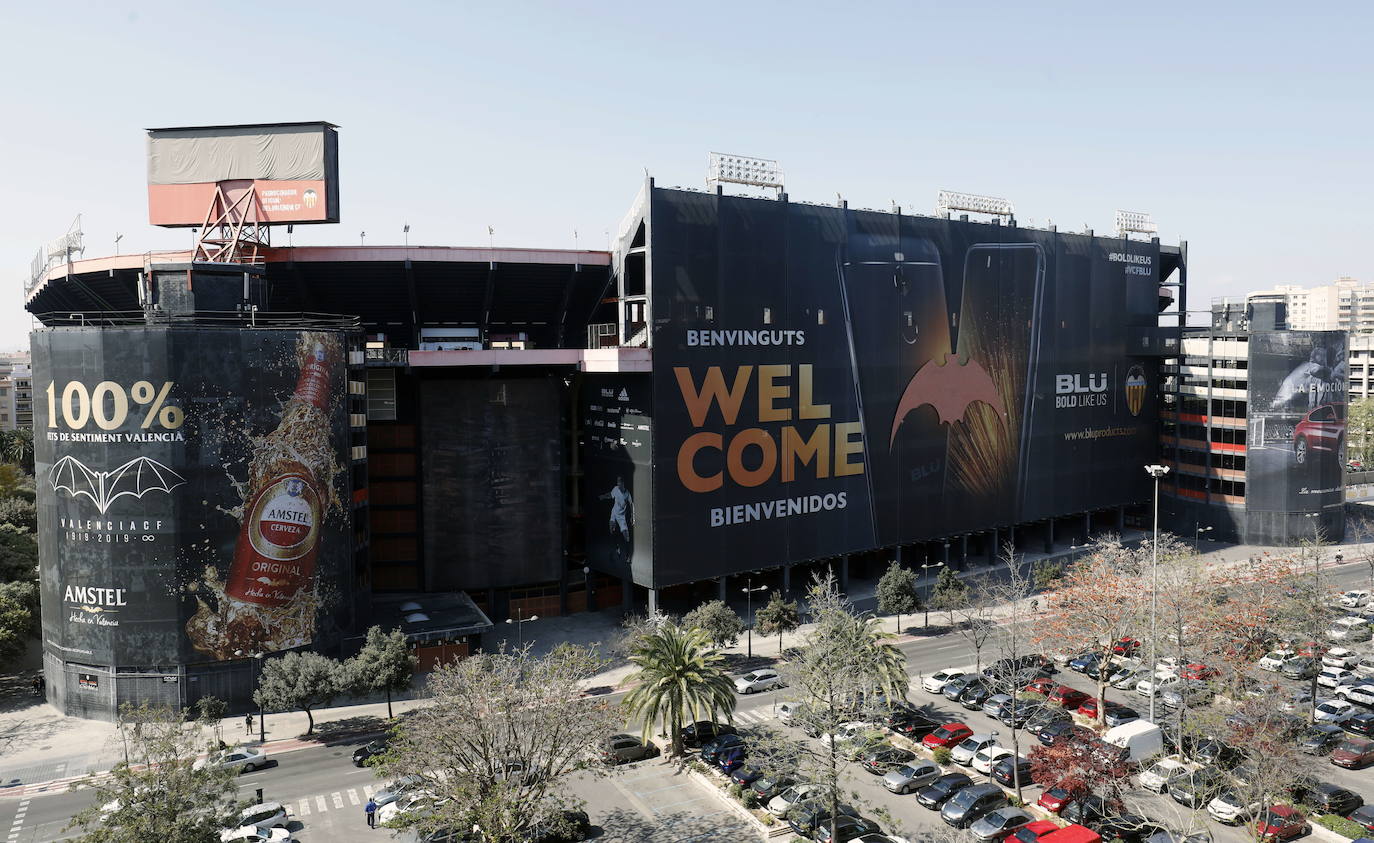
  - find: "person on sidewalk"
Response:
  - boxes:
[244,713,254,736]
[365,798,378,828]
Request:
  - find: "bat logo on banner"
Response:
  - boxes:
[49,455,186,514]
[890,354,1006,445]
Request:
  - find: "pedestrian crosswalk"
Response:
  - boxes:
[294,784,375,818]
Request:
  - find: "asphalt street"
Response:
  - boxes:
[11,557,1374,842]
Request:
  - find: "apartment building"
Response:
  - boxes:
[1244,278,1374,332]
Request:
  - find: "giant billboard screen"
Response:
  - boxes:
[33,327,352,667]
[1246,330,1347,514]
[646,189,1162,587]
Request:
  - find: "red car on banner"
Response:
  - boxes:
[1293,403,1345,466]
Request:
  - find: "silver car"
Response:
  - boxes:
[882,760,942,794]
[373,775,424,807]
[969,807,1034,842]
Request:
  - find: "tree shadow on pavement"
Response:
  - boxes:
[292,714,392,746]
[595,806,748,842]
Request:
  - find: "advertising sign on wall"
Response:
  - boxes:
[644,188,1161,587]
[1246,331,1348,514]
[33,327,352,667]
[581,375,653,586]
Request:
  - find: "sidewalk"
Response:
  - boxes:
[0,527,1363,795]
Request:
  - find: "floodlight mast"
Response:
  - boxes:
[935,190,1014,220]
[707,152,784,196]
[1115,210,1158,240]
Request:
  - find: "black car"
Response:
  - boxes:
[917,772,974,810]
[959,681,995,710]
[786,802,857,836]
[943,674,984,701]
[813,815,881,843]
[1192,738,1244,769]
[729,766,763,787]
[990,756,1033,788]
[750,773,794,802]
[699,733,746,763]
[1027,707,1071,736]
[525,810,591,843]
[890,711,943,739]
[1348,711,1374,737]
[1096,814,1162,843]
[681,721,737,748]
[1038,720,1089,746]
[1000,701,1043,728]
[1062,795,1110,827]
[1301,781,1362,816]
[1170,768,1227,808]
[1296,723,1347,755]
[942,783,1009,829]
[352,739,387,767]
[860,745,917,775]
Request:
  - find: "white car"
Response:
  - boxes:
[372,775,424,807]
[923,668,966,694]
[1323,647,1360,668]
[1259,649,1296,672]
[1207,790,1262,824]
[1139,758,1192,793]
[1111,668,1150,690]
[377,791,441,825]
[777,701,802,723]
[951,733,996,766]
[1314,698,1357,723]
[1136,672,1181,697]
[1337,683,1374,707]
[194,746,268,774]
[971,746,1014,775]
[1318,667,1355,688]
[1280,688,1315,713]
[1328,617,1373,642]
[1342,590,1371,608]
[221,828,292,843]
[821,721,873,747]
[734,669,784,694]
[232,803,287,830]
[768,783,820,817]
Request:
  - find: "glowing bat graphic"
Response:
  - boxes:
[890,354,1006,446]
[49,455,186,514]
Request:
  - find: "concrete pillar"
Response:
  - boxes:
[960,535,970,568]
[782,564,792,595]
[1043,520,1055,554]
[839,555,850,593]
[622,579,632,614]
[647,588,659,616]
[1008,525,1016,552]
[1083,512,1092,543]
[942,540,951,566]
[558,574,569,616]
[986,530,998,563]
[1116,506,1126,533]
[718,577,728,603]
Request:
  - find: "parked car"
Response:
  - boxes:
[1341,590,1371,608]
[1104,706,1141,727]
[1207,789,1261,824]
[1180,663,1219,681]
[924,668,967,694]
[699,733,745,764]
[680,721,737,748]
[729,766,762,787]
[195,746,267,774]
[767,783,821,817]
[1193,739,1245,769]
[1358,655,1374,678]
[1024,677,1058,696]
[1069,653,1103,674]
[1038,787,1079,814]
[1010,822,1067,843]
[750,773,795,802]
[812,815,880,843]
[889,711,943,740]
[1039,721,1094,747]
[219,829,291,843]
[1001,700,1043,728]
[1348,711,1374,736]
[972,746,1014,775]
[1110,667,1150,690]
[1259,649,1295,672]
[882,760,942,794]
[923,723,974,750]
[1047,685,1090,709]
[941,783,1008,828]
[1331,738,1374,769]
[1160,680,1215,709]
[970,808,1034,843]
[1136,673,1182,698]
[1300,781,1362,816]
[604,734,658,764]
[1281,657,1320,680]
[1280,688,1316,712]
[959,681,996,710]
[717,748,747,774]
[1255,805,1309,842]
[1328,617,1372,643]
[916,772,975,810]
[1324,647,1360,668]
[943,674,984,701]
[983,693,1015,719]
[1348,805,1374,834]
[231,803,289,831]
[1139,759,1191,793]
[1337,681,1374,707]
[1113,638,1142,656]
[860,745,916,775]
[1027,706,1072,735]
[1169,768,1227,808]
[1319,667,1356,688]
[372,776,424,808]
[990,755,1033,788]
[1061,795,1111,828]
[1297,723,1347,755]
[1096,816,1160,843]
[786,801,857,837]
[1315,699,1359,724]
[352,740,387,767]
[952,733,997,766]
[526,809,591,843]
[734,669,783,694]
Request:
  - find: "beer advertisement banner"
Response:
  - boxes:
[33,327,352,666]
[1246,331,1347,513]
[648,188,1160,587]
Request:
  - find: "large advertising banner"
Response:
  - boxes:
[33,328,352,667]
[581,375,654,587]
[1246,331,1348,513]
[647,189,1160,587]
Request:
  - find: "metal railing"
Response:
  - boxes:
[364,347,410,365]
[32,310,361,330]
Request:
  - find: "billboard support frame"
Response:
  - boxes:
[193,184,270,265]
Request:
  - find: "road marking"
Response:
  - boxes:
[363,784,376,797]
[316,795,328,812]
[348,788,361,805]
[332,791,345,809]
[298,799,311,816]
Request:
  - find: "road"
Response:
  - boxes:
[13,556,1374,842]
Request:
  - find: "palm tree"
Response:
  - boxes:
[1,429,32,474]
[622,622,736,757]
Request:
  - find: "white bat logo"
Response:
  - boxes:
[49,455,186,514]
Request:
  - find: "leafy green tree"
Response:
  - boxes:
[1350,397,1374,467]
[67,703,245,842]
[622,622,736,757]
[0,497,36,532]
[193,696,228,748]
[612,610,675,659]
[346,625,416,718]
[929,565,969,627]
[682,599,745,649]
[0,463,22,498]
[754,591,800,655]
[0,580,35,668]
[875,561,921,633]
[253,651,344,735]
[0,430,33,475]
[0,524,38,583]
[1033,558,1065,593]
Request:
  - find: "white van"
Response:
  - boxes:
[1103,720,1164,763]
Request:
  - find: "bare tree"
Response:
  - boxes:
[984,543,1036,803]
[955,575,999,674]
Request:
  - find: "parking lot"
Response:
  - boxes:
[565,761,757,841]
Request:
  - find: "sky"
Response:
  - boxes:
[3,0,1373,347]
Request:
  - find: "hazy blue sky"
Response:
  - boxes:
[3,1,1372,348]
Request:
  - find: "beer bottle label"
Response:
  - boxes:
[294,343,333,411]
[226,470,322,606]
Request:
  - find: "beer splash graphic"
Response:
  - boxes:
[185,332,345,659]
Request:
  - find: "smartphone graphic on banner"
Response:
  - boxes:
[946,243,1048,526]
[837,225,951,546]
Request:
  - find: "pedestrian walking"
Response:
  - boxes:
[30,677,40,697]
[365,798,378,828]
[244,713,254,735]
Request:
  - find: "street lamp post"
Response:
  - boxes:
[741,579,768,659]
[920,557,944,628]
[1144,464,1170,724]
[506,607,539,649]
[1194,523,1214,552]
[583,565,593,611]
[253,652,266,743]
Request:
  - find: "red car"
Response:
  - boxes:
[1047,685,1090,709]
[1025,678,1057,696]
[923,722,973,749]
[1331,738,1374,769]
[1256,805,1309,842]
[1075,698,1114,719]
[1112,638,1140,656]
[1293,403,1345,466]
[1012,821,1064,843]
[1037,786,1078,814]
[1180,663,1219,680]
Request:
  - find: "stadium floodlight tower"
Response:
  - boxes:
[707,152,784,196]
[1115,209,1158,240]
[935,190,1014,221]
